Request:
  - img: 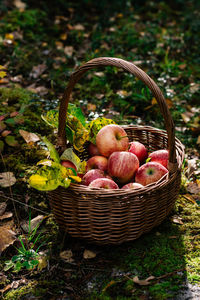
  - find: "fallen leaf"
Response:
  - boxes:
[19,129,40,144]
[132,275,155,286]
[37,255,48,271]
[0,202,7,216]
[64,46,74,56]
[10,111,19,117]
[5,136,19,147]
[0,212,13,221]
[102,280,116,293]
[1,130,11,137]
[30,64,47,79]
[183,194,197,204]
[187,182,200,195]
[11,278,27,289]
[21,215,44,233]
[60,250,74,263]
[190,83,199,94]
[186,158,197,177]
[181,112,194,123]
[55,41,64,50]
[0,172,16,188]
[60,33,67,40]
[0,222,16,255]
[178,63,186,70]
[87,103,96,111]
[172,216,184,225]
[94,71,104,77]
[83,249,96,259]
[73,24,85,31]
[117,90,129,98]
[13,0,26,11]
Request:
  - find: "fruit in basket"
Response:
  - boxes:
[96,124,129,157]
[61,160,77,171]
[108,151,139,184]
[88,142,101,156]
[121,182,143,189]
[82,169,105,186]
[86,155,108,172]
[135,162,168,186]
[148,149,169,169]
[89,178,119,189]
[128,141,148,163]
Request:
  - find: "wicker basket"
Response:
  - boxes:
[48,57,185,245]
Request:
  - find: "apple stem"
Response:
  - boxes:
[118,135,128,140]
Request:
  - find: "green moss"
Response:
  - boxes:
[3,281,37,300]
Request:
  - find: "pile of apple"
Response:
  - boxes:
[62,124,169,190]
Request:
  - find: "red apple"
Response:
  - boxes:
[121,182,143,189]
[88,142,101,156]
[148,149,169,169]
[82,169,105,186]
[86,155,108,172]
[108,151,139,184]
[135,162,168,186]
[96,124,129,157]
[89,178,119,189]
[128,141,148,163]
[61,160,77,171]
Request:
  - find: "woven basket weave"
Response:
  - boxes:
[48,57,185,245]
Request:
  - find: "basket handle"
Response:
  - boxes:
[58,57,177,173]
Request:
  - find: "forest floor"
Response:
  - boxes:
[0,0,200,299]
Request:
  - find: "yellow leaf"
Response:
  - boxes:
[29,174,47,185]
[83,249,96,259]
[60,33,67,40]
[0,71,7,79]
[69,175,81,183]
[5,33,14,40]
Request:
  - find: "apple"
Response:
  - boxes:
[128,141,148,163]
[108,151,139,184]
[96,124,129,157]
[88,142,101,156]
[148,149,169,169]
[121,182,143,189]
[86,155,108,172]
[82,169,105,186]
[135,162,168,186]
[89,178,119,189]
[61,160,77,171]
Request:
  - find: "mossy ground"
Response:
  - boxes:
[0,0,199,299]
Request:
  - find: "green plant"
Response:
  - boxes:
[4,211,44,272]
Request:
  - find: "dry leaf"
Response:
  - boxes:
[132,275,155,286]
[0,222,16,254]
[0,212,13,221]
[83,249,96,259]
[60,250,74,263]
[87,103,96,111]
[190,83,199,93]
[60,33,67,40]
[64,46,74,56]
[117,90,129,98]
[172,216,184,225]
[21,215,44,233]
[0,172,16,188]
[94,71,104,77]
[0,202,7,216]
[181,112,194,123]
[73,24,85,31]
[187,182,200,195]
[30,64,47,79]
[37,255,48,271]
[178,63,186,70]
[183,194,197,205]
[13,0,26,10]
[186,158,197,178]
[19,129,40,144]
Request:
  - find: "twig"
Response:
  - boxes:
[0,194,48,215]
